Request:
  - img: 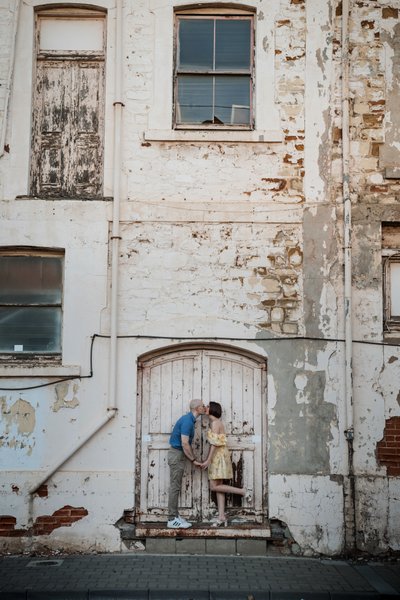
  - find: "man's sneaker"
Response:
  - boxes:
[178,515,192,527]
[167,516,192,529]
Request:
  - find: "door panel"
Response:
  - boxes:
[139,351,203,520]
[137,346,266,524]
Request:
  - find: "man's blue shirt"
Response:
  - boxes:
[169,412,196,449]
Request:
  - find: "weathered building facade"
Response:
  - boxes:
[0,0,399,556]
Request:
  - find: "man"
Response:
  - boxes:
[167,398,206,529]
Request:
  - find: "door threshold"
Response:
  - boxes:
[135,522,271,538]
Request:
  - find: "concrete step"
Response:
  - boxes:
[134,523,271,539]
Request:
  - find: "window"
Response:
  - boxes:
[174,12,253,129]
[30,8,105,198]
[382,224,400,333]
[0,250,64,354]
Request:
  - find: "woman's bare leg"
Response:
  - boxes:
[216,491,226,521]
[210,479,245,496]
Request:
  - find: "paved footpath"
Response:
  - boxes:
[0,554,399,599]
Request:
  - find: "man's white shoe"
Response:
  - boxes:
[178,515,192,527]
[167,516,192,529]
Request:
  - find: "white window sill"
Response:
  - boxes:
[0,364,81,377]
[143,129,283,143]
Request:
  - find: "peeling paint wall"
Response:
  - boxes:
[0,0,399,557]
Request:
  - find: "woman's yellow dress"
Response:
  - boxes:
[207,430,233,480]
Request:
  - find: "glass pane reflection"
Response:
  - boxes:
[179,19,214,70]
[216,20,251,70]
[215,76,250,125]
[0,256,62,303]
[0,307,61,352]
[177,76,213,123]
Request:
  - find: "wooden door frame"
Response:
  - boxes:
[135,342,268,522]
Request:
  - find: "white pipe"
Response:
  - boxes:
[108,0,124,412]
[29,412,115,495]
[342,0,353,436]
[0,0,20,159]
[29,1,124,493]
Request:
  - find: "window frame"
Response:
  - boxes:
[173,12,254,130]
[0,248,64,359]
[144,0,282,143]
[383,251,400,333]
[29,6,106,199]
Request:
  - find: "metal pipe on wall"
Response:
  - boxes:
[342,0,353,438]
[0,0,20,159]
[29,0,124,494]
[108,0,124,414]
[341,0,357,551]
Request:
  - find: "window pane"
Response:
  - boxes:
[390,262,400,316]
[215,76,250,125]
[0,256,62,303]
[40,18,104,52]
[178,19,214,70]
[177,76,213,124]
[0,307,61,352]
[215,20,251,70]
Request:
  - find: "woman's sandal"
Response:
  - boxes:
[211,519,228,528]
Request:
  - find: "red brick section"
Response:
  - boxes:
[376,417,400,477]
[0,505,88,537]
[36,484,48,498]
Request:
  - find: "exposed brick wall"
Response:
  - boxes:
[0,506,88,537]
[0,516,22,538]
[376,417,400,476]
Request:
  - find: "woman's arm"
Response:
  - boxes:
[200,444,216,469]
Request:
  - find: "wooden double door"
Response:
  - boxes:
[136,345,267,524]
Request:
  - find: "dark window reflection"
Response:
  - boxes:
[0,307,61,352]
[0,255,63,353]
[179,19,214,70]
[177,75,250,125]
[215,20,251,70]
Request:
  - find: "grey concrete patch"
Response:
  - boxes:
[149,592,209,600]
[89,592,149,599]
[27,592,88,599]
[211,593,270,600]
[270,594,330,599]
[354,565,399,595]
[176,538,206,554]
[205,539,236,555]
[236,540,268,556]
[145,538,176,554]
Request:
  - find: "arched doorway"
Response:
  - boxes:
[135,344,267,525]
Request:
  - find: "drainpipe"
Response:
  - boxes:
[0,0,20,159]
[108,0,124,414]
[29,1,123,494]
[341,0,356,551]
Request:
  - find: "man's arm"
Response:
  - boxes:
[181,434,196,462]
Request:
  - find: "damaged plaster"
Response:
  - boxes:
[53,383,79,412]
[267,343,337,474]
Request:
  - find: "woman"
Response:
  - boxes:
[200,401,246,527]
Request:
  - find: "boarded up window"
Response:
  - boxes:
[382,223,400,332]
[30,8,105,198]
